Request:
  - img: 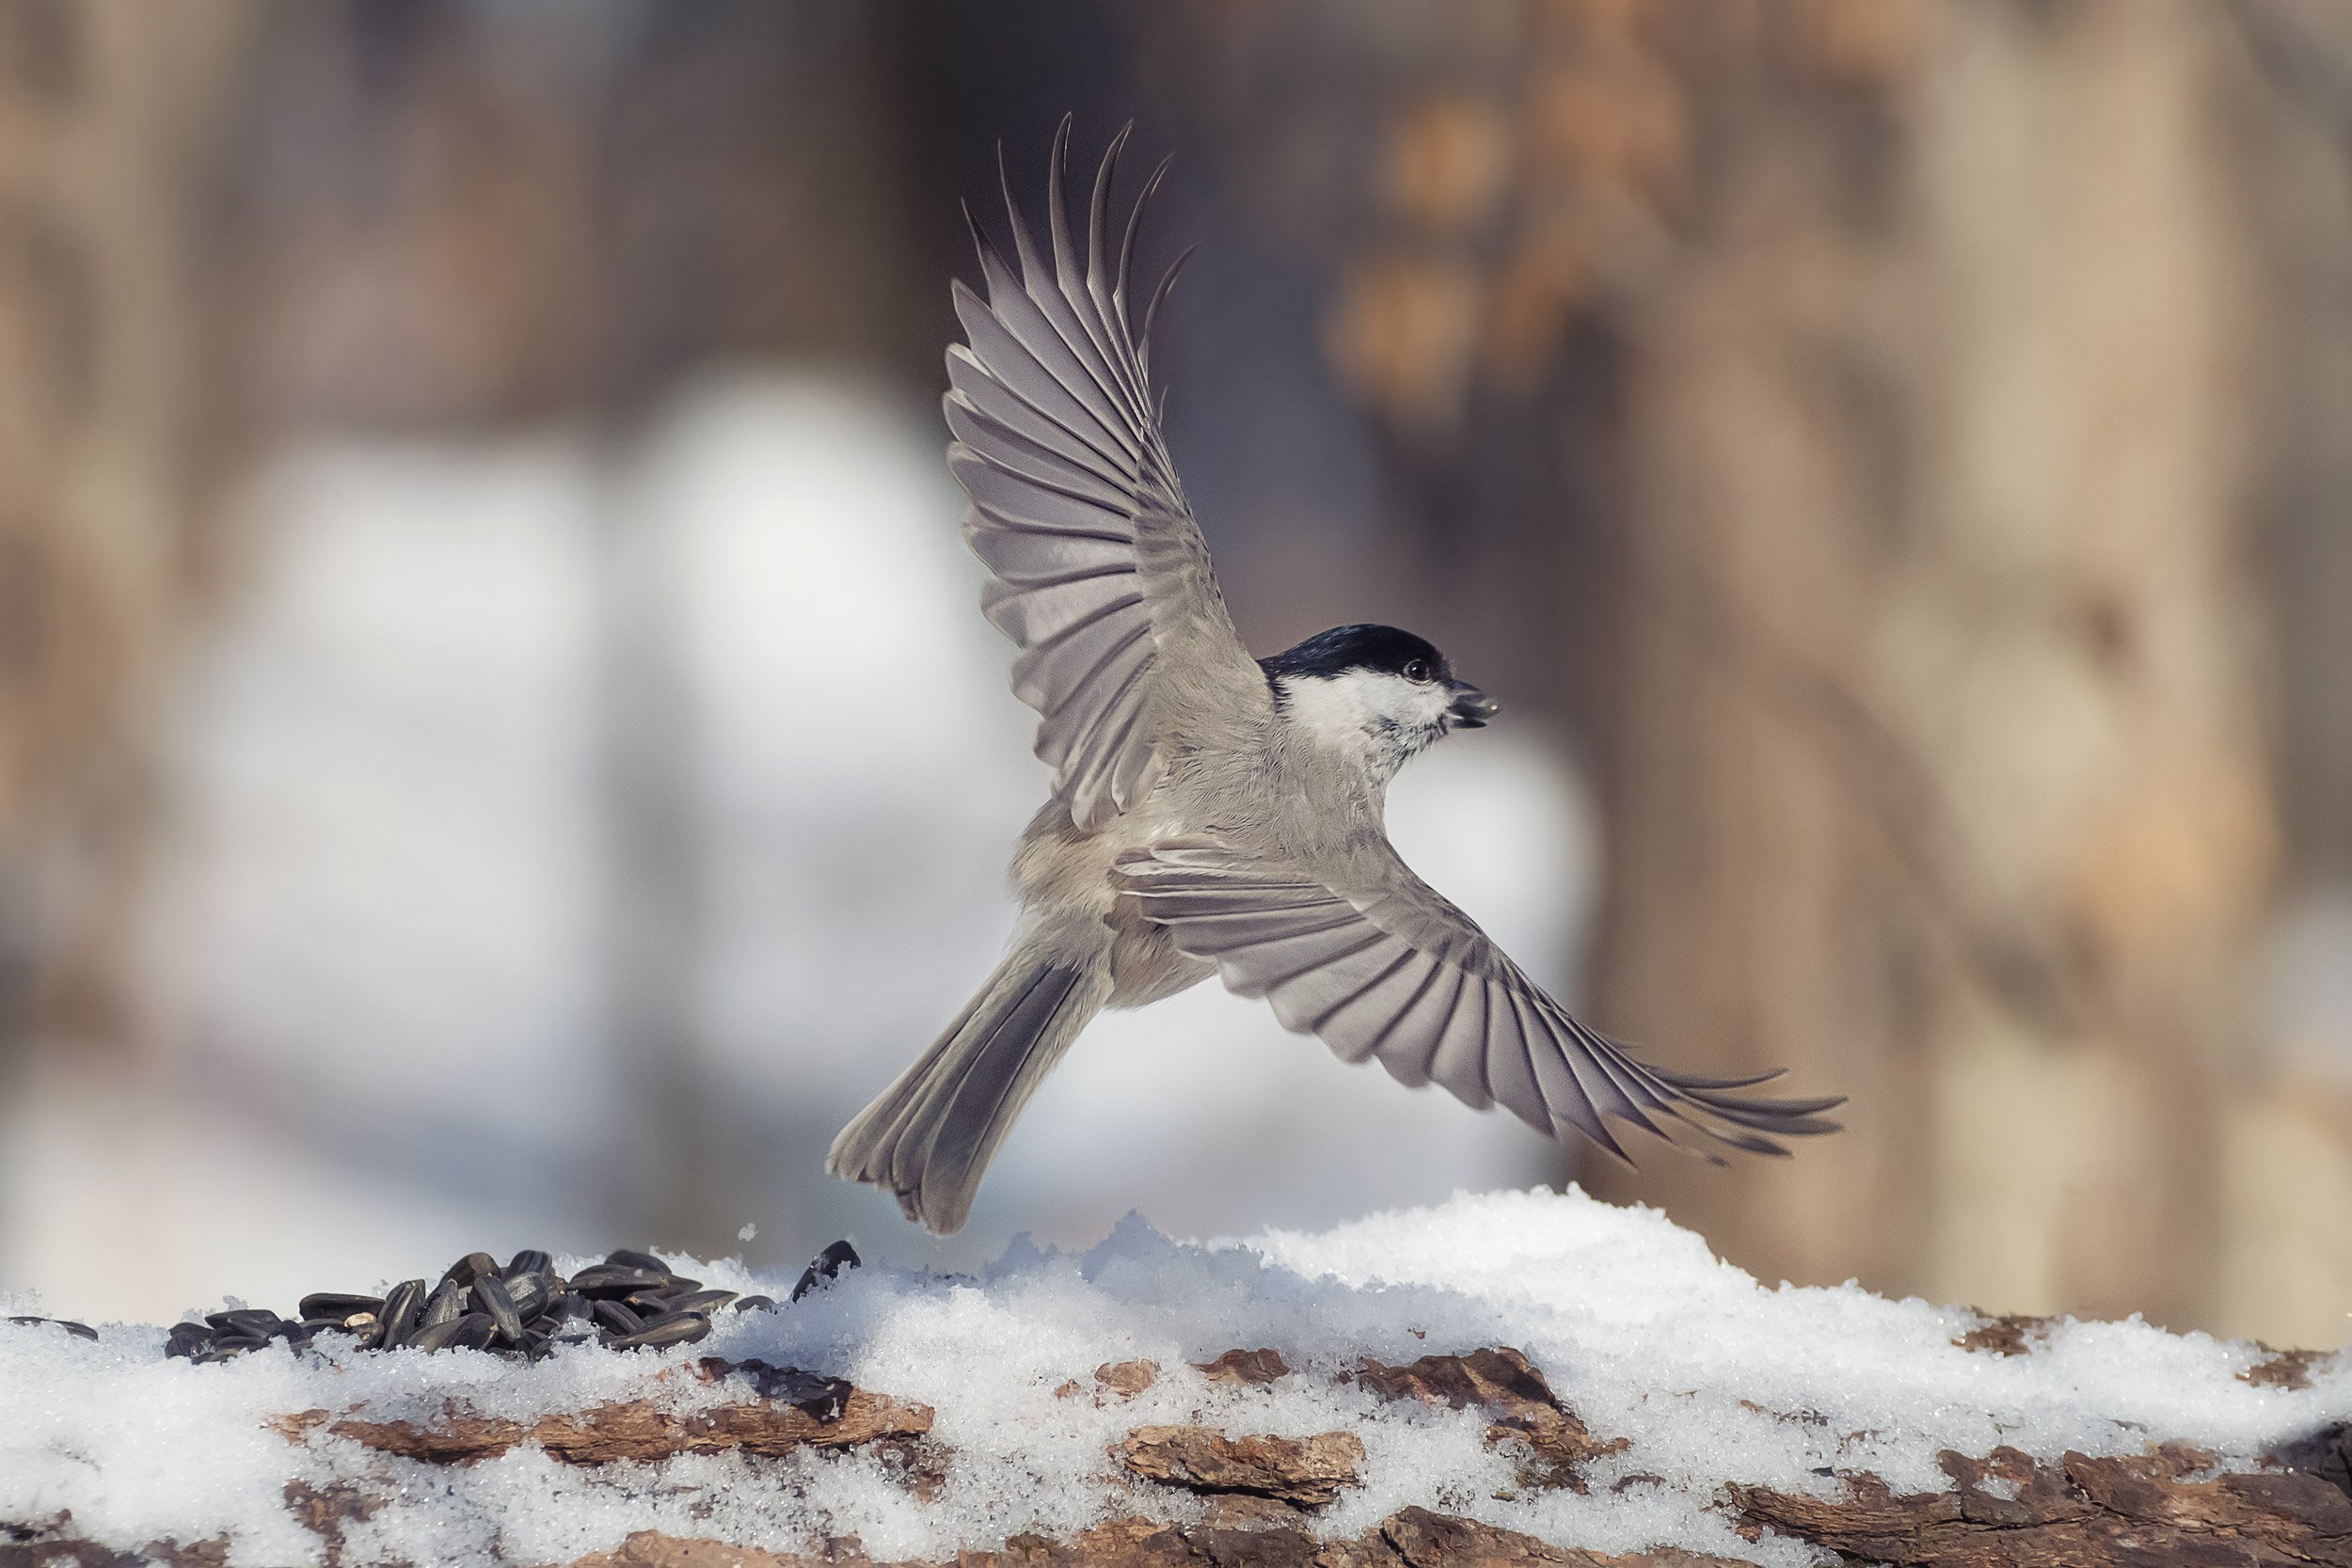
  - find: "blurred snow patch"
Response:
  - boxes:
[8,369,1595,1319]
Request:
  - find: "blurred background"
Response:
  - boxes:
[0,0,2347,1349]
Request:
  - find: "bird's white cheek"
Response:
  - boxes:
[1278,673,1380,751]
[1277,672,1452,781]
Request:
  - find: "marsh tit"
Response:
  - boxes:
[830,125,1843,1233]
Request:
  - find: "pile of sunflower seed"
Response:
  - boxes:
[154,1241,858,1365]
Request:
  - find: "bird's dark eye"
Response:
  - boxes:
[1403,658,1432,683]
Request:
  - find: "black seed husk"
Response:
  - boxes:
[298,1292,382,1322]
[9,1316,97,1341]
[663,1289,738,1314]
[569,1264,670,1297]
[448,1311,497,1351]
[421,1278,469,1330]
[603,1248,670,1276]
[591,1299,644,1336]
[473,1273,523,1344]
[406,1316,471,1353]
[790,1239,861,1303]
[500,1273,549,1320]
[373,1279,426,1350]
[440,1251,501,1288]
[601,1311,709,1351]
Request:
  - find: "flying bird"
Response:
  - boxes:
[830,123,1844,1233]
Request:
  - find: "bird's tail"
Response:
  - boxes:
[828,946,1106,1234]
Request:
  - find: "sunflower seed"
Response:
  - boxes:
[501,1272,550,1321]
[720,1360,852,1420]
[602,1311,709,1352]
[439,1251,501,1288]
[373,1278,426,1350]
[211,1333,270,1354]
[297,1292,382,1323]
[548,1291,589,1323]
[8,1315,98,1341]
[569,1264,670,1297]
[405,1317,463,1353]
[506,1248,553,1277]
[591,1299,644,1336]
[731,1295,776,1313]
[603,1248,670,1276]
[790,1239,861,1302]
[472,1274,523,1344]
[164,1322,215,1358]
[662,1289,738,1314]
[421,1278,469,1330]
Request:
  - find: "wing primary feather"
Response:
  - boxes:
[947,414,1133,511]
[1552,1018,1665,1152]
[1044,121,1132,404]
[1112,153,1175,338]
[1081,127,1158,420]
[961,195,994,269]
[951,448,1133,535]
[1140,244,1198,379]
[1518,996,1634,1163]
[1640,1062,1791,1092]
[946,346,1121,477]
[998,137,1147,432]
[952,281,1136,469]
[1084,125,1127,321]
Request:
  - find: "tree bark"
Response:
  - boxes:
[1578,0,2271,1335]
[8,1339,2344,1568]
[0,0,258,1064]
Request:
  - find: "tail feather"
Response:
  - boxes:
[829,951,1104,1234]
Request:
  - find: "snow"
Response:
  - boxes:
[5,1187,2344,1567]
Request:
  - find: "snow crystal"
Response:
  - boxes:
[2,1188,2343,1567]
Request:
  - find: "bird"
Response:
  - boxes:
[828,122,1844,1234]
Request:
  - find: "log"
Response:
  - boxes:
[6,1343,2344,1568]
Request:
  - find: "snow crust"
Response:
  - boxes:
[4,1187,2344,1567]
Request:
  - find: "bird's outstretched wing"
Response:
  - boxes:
[947,121,1266,830]
[1112,838,1844,1162]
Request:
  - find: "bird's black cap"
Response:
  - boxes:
[1260,624,1449,684]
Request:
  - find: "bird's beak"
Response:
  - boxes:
[1447,682,1499,729]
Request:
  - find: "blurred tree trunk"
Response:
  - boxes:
[207,4,933,1259]
[0,2,256,1068]
[1180,0,2289,1333]
[1573,1,2272,1332]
